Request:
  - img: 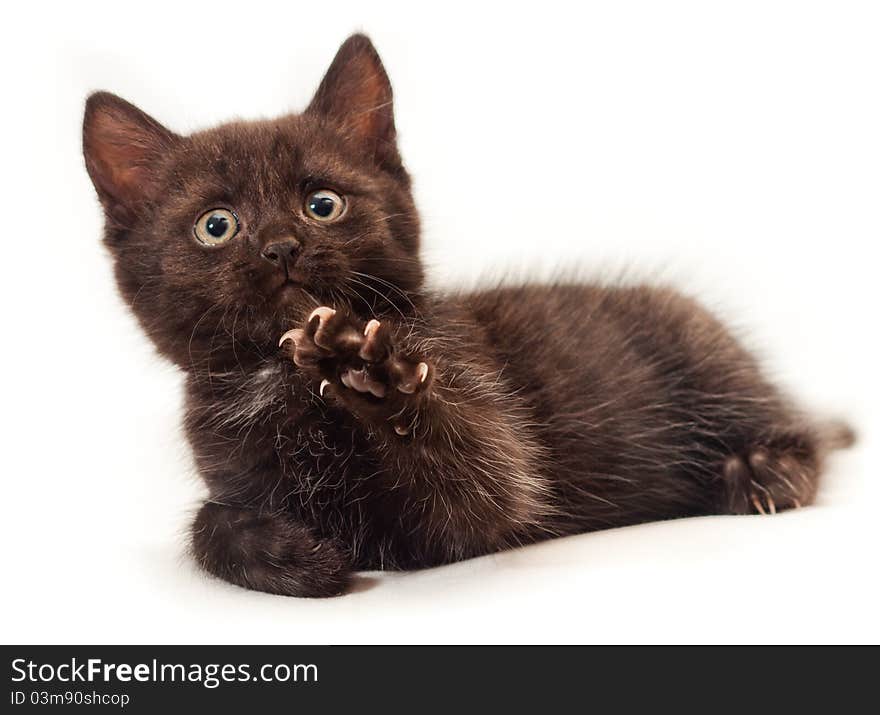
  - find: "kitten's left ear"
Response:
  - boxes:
[306,34,399,169]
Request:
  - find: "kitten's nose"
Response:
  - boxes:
[261,239,301,269]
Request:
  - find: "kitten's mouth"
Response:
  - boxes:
[275,280,301,296]
[272,273,307,298]
[285,266,310,284]
[274,269,306,291]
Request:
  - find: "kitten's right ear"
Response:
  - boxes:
[82,92,178,226]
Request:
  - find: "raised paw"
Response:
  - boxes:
[279,307,431,402]
[721,439,820,515]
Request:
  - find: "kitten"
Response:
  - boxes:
[83,34,853,597]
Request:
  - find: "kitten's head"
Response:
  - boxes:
[83,34,422,369]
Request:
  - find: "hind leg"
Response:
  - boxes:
[720,431,820,515]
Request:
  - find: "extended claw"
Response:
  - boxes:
[358,319,387,362]
[308,306,336,324]
[364,319,381,338]
[397,362,430,394]
[319,379,330,397]
[278,328,303,348]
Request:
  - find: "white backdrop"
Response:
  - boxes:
[1,0,877,643]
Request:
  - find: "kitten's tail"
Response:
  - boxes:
[818,419,857,452]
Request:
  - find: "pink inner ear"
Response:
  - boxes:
[98,150,152,200]
[343,68,393,142]
[84,101,170,208]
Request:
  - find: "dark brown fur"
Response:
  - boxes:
[82,34,853,597]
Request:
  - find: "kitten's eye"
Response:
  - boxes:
[194,209,239,246]
[305,190,345,222]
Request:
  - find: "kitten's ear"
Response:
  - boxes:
[306,34,399,167]
[82,92,178,225]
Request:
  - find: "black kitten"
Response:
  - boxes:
[82,34,854,596]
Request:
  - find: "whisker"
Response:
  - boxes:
[349,270,420,317]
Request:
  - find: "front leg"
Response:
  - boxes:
[191,501,350,597]
[280,307,551,562]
